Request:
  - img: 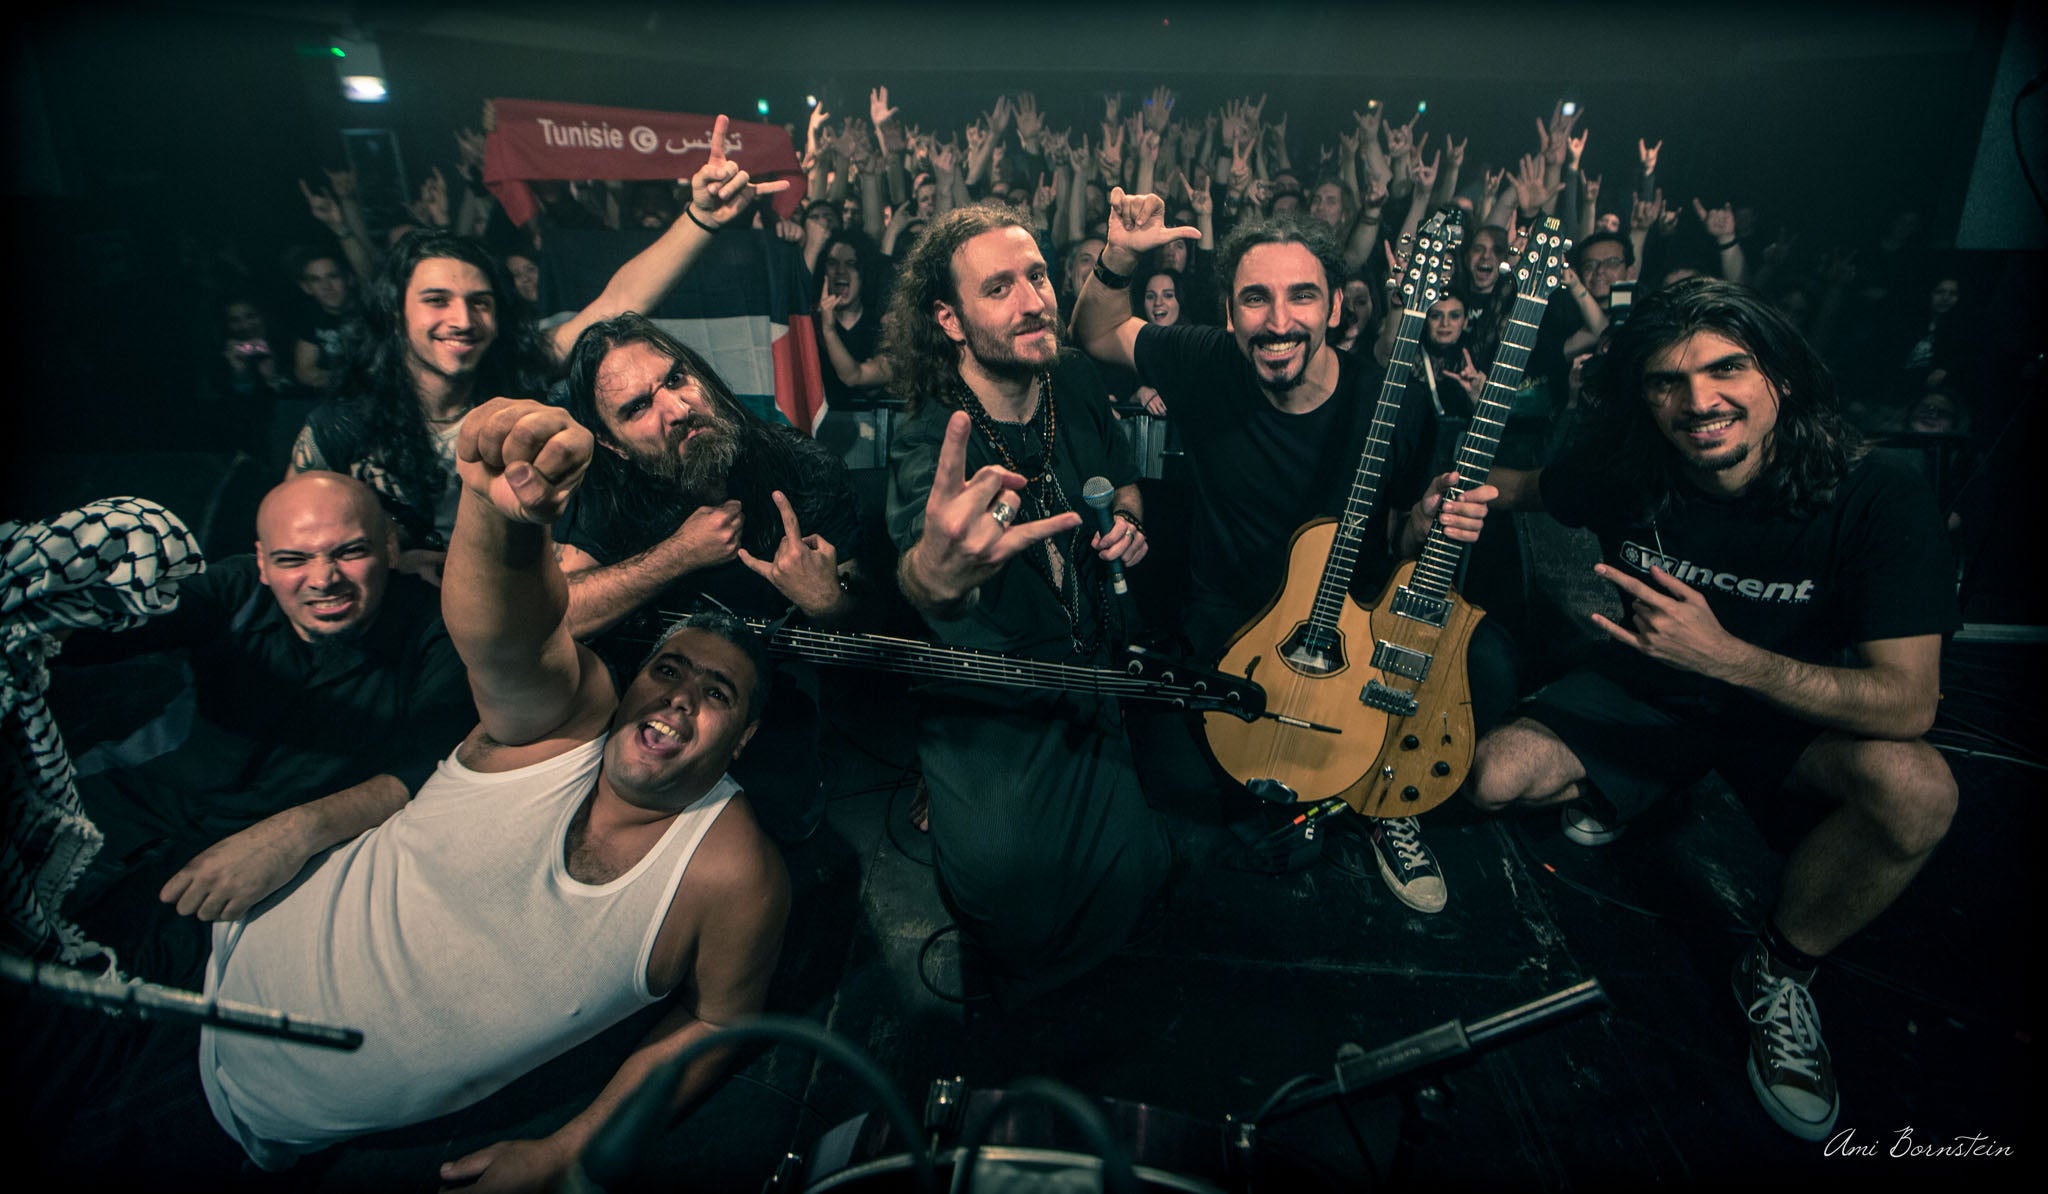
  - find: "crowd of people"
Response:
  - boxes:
[8,75,2023,1189]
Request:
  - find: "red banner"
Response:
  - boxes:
[483,98,804,227]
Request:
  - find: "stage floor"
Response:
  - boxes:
[301,640,2036,1192]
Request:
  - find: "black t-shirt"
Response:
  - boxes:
[1132,323,1435,612]
[887,352,1138,664]
[554,425,862,654]
[1541,449,1960,697]
[292,305,367,375]
[60,555,475,840]
[817,307,887,411]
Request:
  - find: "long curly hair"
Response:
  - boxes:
[561,313,800,561]
[1579,277,1865,519]
[882,203,1039,414]
[330,230,556,520]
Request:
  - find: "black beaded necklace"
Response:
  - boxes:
[951,370,1107,655]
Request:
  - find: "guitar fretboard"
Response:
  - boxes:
[1407,224,1569,604]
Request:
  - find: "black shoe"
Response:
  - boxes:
[1368,817,1447,914]
[1326,815,1447,914]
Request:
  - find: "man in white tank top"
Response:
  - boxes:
[201,397,791,1186]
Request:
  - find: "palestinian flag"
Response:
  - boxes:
[539,228,827,433]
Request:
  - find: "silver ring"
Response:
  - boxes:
[989,501,1016,527]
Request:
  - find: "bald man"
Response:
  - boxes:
[58,471,475,975]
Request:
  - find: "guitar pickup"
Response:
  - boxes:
[1392,586,1451,627]
[1371,640,1432,681]
[1361,680,1419,716]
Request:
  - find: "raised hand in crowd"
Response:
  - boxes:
[678,114,791,240]
[1143,85,1175,133]
[299,175,377,280]
[1412,148,1441,193]
[1513,153,1563,215]
[455,127,487,177]
[1638,137,1662,175]
[1014,91,1044,151]
[1436,348,1487,405]
[869,86,898,133]
[1099,121,1125,181]
[409,166,451,230]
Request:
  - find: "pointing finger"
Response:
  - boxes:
[707,114,730,166]
[771,490,803,544]
[931,411,972,502]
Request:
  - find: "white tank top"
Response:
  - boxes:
[197,734,735,1168]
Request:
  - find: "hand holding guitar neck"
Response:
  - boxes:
[903,411,1082,611]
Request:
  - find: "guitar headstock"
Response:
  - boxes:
[1400,208,1465,310]
[1513,215,1572,303]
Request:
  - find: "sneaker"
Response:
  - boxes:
[1369,817,1447,914]
[1733,943,1839,1141]
[1560,795,1624,847]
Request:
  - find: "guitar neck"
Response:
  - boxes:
[1312,306,1430,625]
[756,623,1206,707]
[1408,285,1554,599]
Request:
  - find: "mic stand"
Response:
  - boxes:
[1244,979,1609,1187]
[2,952,363,1050]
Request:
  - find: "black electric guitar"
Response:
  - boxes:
[1202,210,1464,806]
[655,613,1274,721]
[1344,217,1571,817]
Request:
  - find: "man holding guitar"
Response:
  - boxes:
[1071,194,1504,915]
[1472,279,1958,1141]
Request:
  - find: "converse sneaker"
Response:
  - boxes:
[1369,817,1447,914]
[1733,943,1839,1141]
[1560,792,1624,847]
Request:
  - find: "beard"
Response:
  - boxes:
[963,312,1058,383]
[624,411,742,502]
[1246,331,1314,392]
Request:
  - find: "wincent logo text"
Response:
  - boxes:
[1620,540,1815,604]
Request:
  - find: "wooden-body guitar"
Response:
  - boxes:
[1204,516,1387,805]
[1341,216,1573,817]
[1202,212,1465,809]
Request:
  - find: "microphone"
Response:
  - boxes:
[1080,476,1129,596]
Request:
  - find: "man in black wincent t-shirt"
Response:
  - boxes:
[1475,279,1960,1143]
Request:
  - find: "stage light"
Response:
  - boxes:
[332,34,387,104]
[756,98,771,117]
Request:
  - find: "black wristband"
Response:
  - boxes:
[1092,258,1132,290]
[686,207,720,234]
[1716,238,1740,250]
[1112,508,1143,531]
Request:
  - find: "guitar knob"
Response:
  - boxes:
[1381,765,1395,779]
[1432,761,1452,777]
[1401,786,1420,801]
[1401,734,1419,750]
